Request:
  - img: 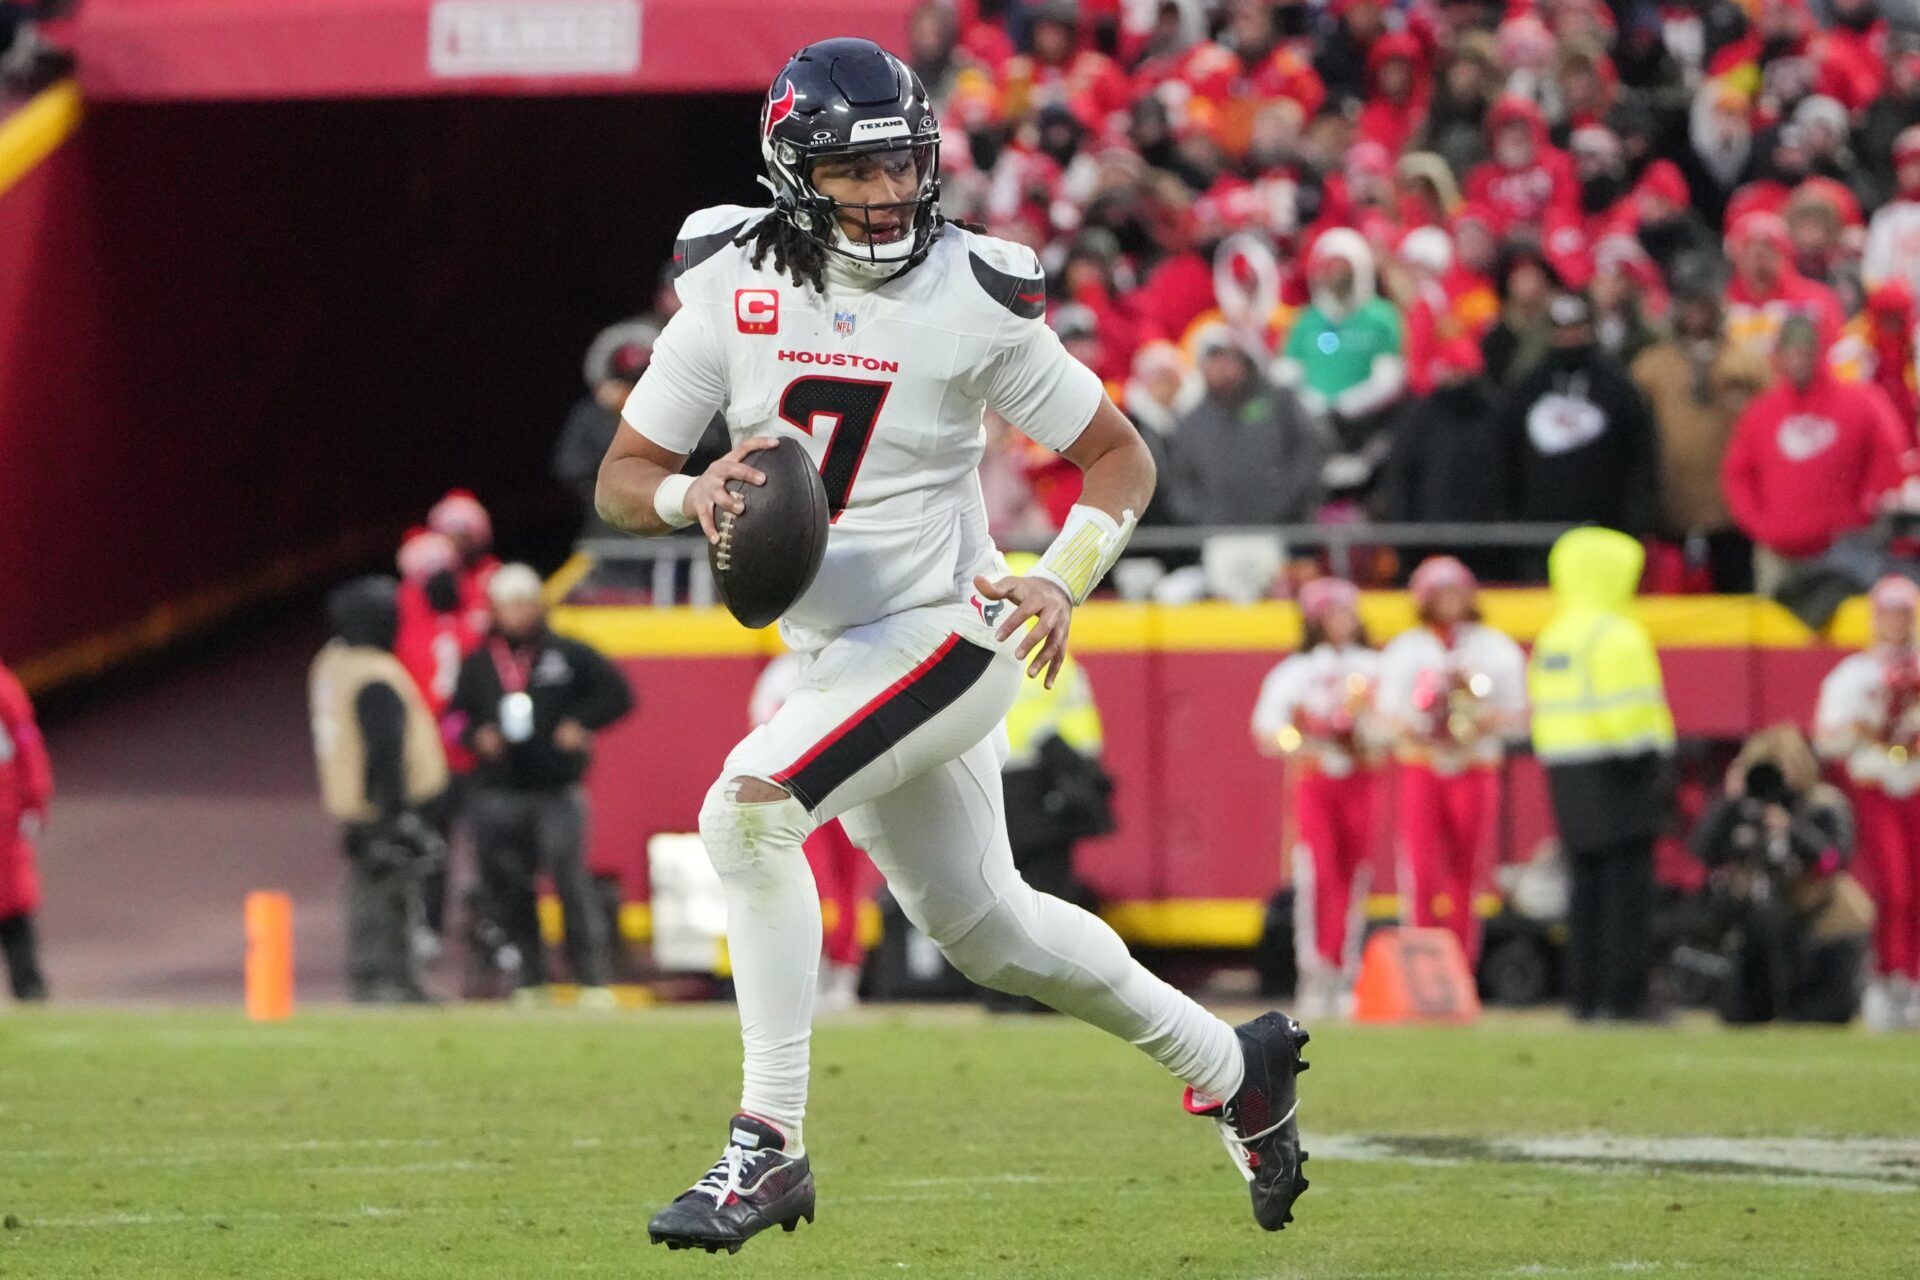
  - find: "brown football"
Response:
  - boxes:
[710,437,830,629]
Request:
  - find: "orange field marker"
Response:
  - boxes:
[244,891,294,1021]
[1351,927,1481,1024]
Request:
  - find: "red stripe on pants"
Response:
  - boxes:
[1295,768,1377,967]
[804,820,870,967]
[1851,786,1920,979]
[774,634,961,785]
[1396,763,1498,966]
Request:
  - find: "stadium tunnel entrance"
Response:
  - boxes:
[0,90,761,684]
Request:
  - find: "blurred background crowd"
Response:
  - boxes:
[570,0,1920,609]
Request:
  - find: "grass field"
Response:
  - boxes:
[1,1005,1916,1279]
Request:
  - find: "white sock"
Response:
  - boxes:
[699,783,820,1149]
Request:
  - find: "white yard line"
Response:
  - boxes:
[1311,1133,1920,1192]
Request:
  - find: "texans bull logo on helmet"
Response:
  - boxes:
[756,38,943,274]
[763,79,796,140]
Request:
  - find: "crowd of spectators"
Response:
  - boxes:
[906,0,1920,592]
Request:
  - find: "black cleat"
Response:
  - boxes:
[648,1114,815,1255]
[1184,1011,1310,1230]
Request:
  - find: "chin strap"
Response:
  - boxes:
[1028,504,1138,605]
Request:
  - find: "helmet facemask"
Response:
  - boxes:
[762,133,942,277]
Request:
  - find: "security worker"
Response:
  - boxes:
[310,576,450,1003]
[995,553,1112,1011]
[1528,527,1677,1021]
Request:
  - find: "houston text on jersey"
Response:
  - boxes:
[776,351,902,371]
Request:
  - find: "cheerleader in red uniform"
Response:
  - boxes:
[1815,575,1920,1030]
[1377,558,1528,967]
[1252,578,1381,1018]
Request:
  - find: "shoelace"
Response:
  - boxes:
[1221,1097,1299,1149]
[691,1144,766,1206]
[1211,1099,1299,1182]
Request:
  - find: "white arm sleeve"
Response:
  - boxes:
[620,303,729,455]
[982,316,1105,453]
[1375,636,1415,723]
[1333,354,1407,419]
[1813,658,1871,757]
[1487,631,1531,740]
[1863,212,1894,289]
[1251,660,1302,741]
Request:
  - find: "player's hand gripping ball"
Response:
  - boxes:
[697,437,829,629]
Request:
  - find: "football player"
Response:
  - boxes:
[596,38,1309,1253]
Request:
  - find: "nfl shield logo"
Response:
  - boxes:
[833,309,856,337]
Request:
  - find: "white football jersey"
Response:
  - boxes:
[1814,648,1920,796]
[1250,644,1383,777]
[1376,622,1528,771]
[622,204,1104,650]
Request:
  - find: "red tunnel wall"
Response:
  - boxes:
[0,92,762,670]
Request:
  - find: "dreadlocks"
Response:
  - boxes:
[730,212,980,293]
[733,214,829,295]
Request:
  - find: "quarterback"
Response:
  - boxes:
[596,38,1308,1253]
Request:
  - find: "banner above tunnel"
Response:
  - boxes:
[57,0,916,101]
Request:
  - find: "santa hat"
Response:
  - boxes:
[1398,226,1455,275]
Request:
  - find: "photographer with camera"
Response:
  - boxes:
[1815,575,1920,1030]
[309,576,450,1003]
[1691,726,1872,1026]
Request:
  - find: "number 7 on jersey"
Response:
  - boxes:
[779,376,891,521]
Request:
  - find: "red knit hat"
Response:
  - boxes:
[1633,160,1689,210]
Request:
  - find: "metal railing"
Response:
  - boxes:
[569,522,1580,606]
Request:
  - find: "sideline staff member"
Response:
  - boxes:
[453,564,633,1004]
[1528,527,1676,1021]
[310,576,449,1003]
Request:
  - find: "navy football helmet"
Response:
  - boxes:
[758,38,943,276]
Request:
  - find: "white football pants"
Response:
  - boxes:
[698,601,1244,1147]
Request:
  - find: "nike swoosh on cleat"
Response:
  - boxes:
[1016,291,1044,303]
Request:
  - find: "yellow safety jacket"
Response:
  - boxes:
[997,551,1104,770]
[1004,656,1104,770]
[1528,527,1677,764]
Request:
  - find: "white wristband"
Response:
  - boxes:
[1030,503,1137,605]
[653,473,696,529]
